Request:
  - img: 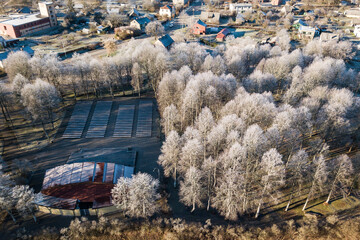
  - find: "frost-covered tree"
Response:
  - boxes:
[202,156,219,210]
[255,148,285,218]
[212,168,245,220]
[275,29,291,52]
[326,154,353,203]
[12,74,30,102]
[179,167,205,212]
[12,185,39,222]
[158,131,181,187]
[201,55,227,76]
[0,165,16,222]
[179,138,203,174]
[195,107,215,159]
[303,154,328,211]
[285,150,310,211]
[131,62,143,98]
[4,51,31,80]
[243,70,277,93]
[111,173,160,218]
[162,105,180,136]
[21,79,60,138]
[145,21,165,40]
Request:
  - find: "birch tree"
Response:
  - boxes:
[202,156,218,210]
[285,149,310,211]
[212,168,245,220]
[325,154,353,203]
[303,154,328,211]
[162,105,180,136]
[255,148,285,218]
[179,138,203,174]
[131,62,143,98]
[158,131,181,187]
[111,173,160,218]
[179,167,205,212]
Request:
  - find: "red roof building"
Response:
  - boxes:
[191,19,207,35]
[216,28,230,41]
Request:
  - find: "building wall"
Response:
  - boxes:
[0,17,51,38]
[160,9,172,18]
[39,2,57,27]
[37,205,119,216]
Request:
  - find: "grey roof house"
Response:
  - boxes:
[130,17,151,31]
[155,34,174,49]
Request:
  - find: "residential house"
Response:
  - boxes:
[281,5,294,14]
[271,0,283,5]
[155,34,174,49]
[292,19,307,29]
[235,13,245,24]
[298,25,320,40]
[128,8,141,19]
[320,32,340,41]
[354,25,360,37]
[216,28,230,41]
[200,12,220,25]
[229,3,252,13]
[159,5,175,19]
[173,0,189,6]
[191,19,207,35]
[345,8,360,18]
[130,17,151,31]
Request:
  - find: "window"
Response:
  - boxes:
[4,26,6,30]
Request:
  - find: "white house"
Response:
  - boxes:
[173,0,188,6]
[354,25,360,37]
[345,8,360,18]
[229,3,252,13]
[159,5,174,19]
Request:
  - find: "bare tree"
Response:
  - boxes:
[111,173,160,218]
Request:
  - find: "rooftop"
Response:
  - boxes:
[195,19,207,27]
[0,14,46,26]
[157,34,174,48]
[39,148,137,208]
